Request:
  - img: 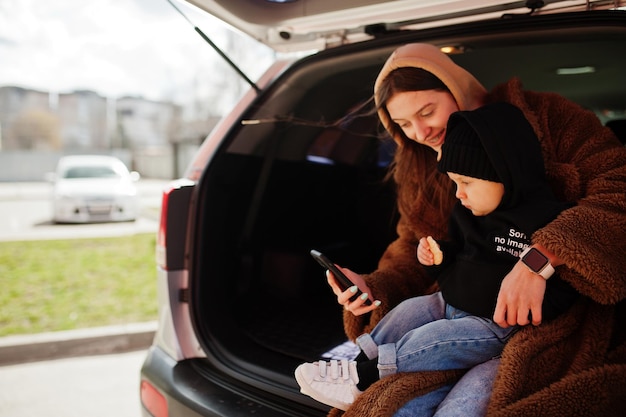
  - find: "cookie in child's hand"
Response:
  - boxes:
[427,236,443,265]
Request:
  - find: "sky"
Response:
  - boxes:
[0,0,275,114]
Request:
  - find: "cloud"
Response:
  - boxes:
[0,0,274,110]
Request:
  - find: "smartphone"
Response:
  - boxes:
[310,249,372,305]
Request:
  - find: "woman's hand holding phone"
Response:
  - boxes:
[326,267,380,316]
[310,250,380,315]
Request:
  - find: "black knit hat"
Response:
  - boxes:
[438,114,501,182]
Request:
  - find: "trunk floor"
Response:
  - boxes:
[241,296,349,362]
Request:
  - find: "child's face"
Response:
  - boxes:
[447,172,504,216]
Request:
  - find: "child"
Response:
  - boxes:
[294,102,578,411]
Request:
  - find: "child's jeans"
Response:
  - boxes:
[356,292,517,378]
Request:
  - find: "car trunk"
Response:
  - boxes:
[189,45,399,384]
[181,9,626,412]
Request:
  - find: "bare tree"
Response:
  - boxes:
[9,109,62,150]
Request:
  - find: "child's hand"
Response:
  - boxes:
[417,236,443,265]
[417,237,434,265]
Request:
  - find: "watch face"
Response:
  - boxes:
[522,248,549,272]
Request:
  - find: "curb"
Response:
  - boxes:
[0,321,157,366]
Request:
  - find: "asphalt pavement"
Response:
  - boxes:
[0,349,147,417]
[0,318,156,417]
[0,179,167,241]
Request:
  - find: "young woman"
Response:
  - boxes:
[319,43,626,417]
[296,102,578,411]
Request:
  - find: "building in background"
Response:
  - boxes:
[56,90,109,150]
[0,85,218,180]
[0,86,58,150]
[116,96,180,149]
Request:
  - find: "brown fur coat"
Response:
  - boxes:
[331,44,626,416]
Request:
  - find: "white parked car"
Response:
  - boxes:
[48,155,140,223]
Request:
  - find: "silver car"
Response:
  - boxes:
[140,1,626,416]
[48,155,140,223]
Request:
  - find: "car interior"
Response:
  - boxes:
[187,11,626,399]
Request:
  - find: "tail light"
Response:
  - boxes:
[156,186,172,270]
[140,380,168,417]
[155,181,194,271]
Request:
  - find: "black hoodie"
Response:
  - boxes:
[431,102,577,320]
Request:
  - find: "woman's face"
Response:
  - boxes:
[386,90,459,157]
[447,172,504,216]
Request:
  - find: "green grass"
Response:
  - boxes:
[0,233,158,337]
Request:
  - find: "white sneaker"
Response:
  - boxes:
[295,359,362,410]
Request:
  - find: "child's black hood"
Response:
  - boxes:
[443,102,552,209]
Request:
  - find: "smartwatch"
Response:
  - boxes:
[519,247,554,280]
